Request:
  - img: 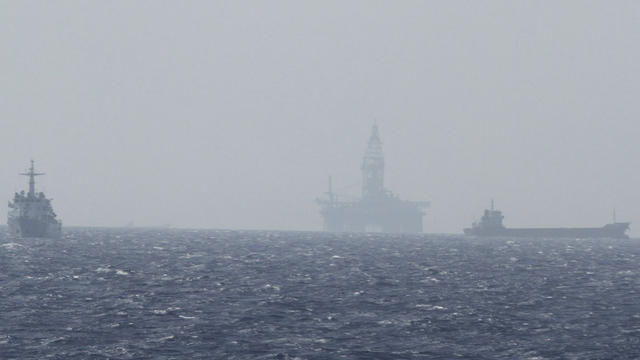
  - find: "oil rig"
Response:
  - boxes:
[317,125,429,233]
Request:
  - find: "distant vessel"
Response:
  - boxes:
[464,201,629,239]
[8,161,62,239]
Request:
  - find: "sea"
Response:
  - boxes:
[1,228,639,359]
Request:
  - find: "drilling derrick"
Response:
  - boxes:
[361,124,385,199]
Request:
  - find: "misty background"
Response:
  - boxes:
[1,1,639,234]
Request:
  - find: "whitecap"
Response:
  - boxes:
[41,336,66,346]
[153,306,180,315]
[180,253,205,259]
[1,243,24,250]
[150,335,175,343]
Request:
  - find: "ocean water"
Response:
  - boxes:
[1,228,639,359]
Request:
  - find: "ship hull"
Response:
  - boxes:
[8,216,61,239]
[464,223,630,239]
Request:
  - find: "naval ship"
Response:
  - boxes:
[464,202,629,239]
[7,161,62,239]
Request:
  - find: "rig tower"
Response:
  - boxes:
[317,125,429,233]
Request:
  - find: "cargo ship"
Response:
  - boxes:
[464,202,629,239]
[7,161,62,239]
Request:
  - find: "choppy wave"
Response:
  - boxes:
[1,229,639,359]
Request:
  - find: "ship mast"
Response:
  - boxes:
[20,160,45,197]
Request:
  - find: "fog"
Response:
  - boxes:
[1,1,639,234]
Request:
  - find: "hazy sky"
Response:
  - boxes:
[1,1,639,234]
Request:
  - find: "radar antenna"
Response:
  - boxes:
[20,160,45,197]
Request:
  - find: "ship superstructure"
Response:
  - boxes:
[464,201,629,238]
[8,161,62,238]
[317,125,429,233]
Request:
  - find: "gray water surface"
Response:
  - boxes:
[1,229,639,359]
